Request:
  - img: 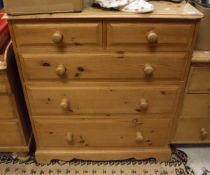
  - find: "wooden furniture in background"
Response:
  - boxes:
[6,1,202,163]
[0,42,31,158]
[3,0,90,15]
[173,51,210,143]
[193,2,210,51]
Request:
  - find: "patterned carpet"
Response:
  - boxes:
[0,149,195,175]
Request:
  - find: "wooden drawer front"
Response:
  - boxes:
[187,66,210,93]
[21,52,187,81]
[181,94,210,119]
[174,118,210,143]
[0,72,7,82]
[0,121,24,146]
[34,117,170,148]
[0,95,15,119]
[107,23,194,51]
[28,84,180,115]
[0,72,8,94]
[0,84,8,94]
[13,22,102,50]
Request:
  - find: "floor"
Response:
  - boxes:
[177,145,210,175]
[0,146,209,174]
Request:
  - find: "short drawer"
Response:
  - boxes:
[21,52,188,81]
[13,22,102,51]
[34,117,171,148]
[107,22,195,51]
[0,121,25,146]
[187,66,210,93]
[0,95,15,119]
[174,118,210,143]
[181,94,210,119]
[27,83,180,115]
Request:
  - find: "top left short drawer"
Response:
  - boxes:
[13,22,103,52]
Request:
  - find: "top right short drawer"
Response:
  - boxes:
[107,22,195,52]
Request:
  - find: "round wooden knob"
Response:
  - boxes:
[139,99,148,111]
[200,128,208,140]
[66,132,74,144]
[52,31,63,44]
[144,64,154,76]
[147,31,158,44]
[60,98,69,111]
[56,64,66,77]
[136,132,144,143]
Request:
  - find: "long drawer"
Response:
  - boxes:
[174,118,210,143]
[181,94,210,119]
[27,83,181,115]
[20,52,188,81]
[0,95,15,119]
[187,66,210,93]
[13,22,102,51]
[34,117,171,148]
[0,121,25,146]
[107,22,195,51]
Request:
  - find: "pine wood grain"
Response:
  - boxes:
[0,121,26,146]
[173,118,210,143]
[36,147,171,163]
[13,22,102,50]
[34,117,171,148]
[192,51,210,63]
[180,94,210,119]
[4,2,203,20]
[6,2,201,161]
[107,22,195,52]
[0,95,15,119]
[0,43,32,153]
[20,52,188,81]
[0,72,7,82]
[187,66,210,93]
[27,84,181,115]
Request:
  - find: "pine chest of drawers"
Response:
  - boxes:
[173,51,210,143]
[6,1,202,163]
[0,42,31,154]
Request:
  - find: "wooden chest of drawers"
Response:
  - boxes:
[6,1,202,163]
[173,51,210,143]
[0,42,31,154]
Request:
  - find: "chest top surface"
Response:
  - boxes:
[5,1,203,20]
[192,51,210,63]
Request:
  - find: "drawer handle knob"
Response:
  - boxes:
[60,98,69,111]
[56,64,66,77]
[200,128,208,140]
[52,31,63,44]
[144,64,154,76]
[136,132,144,143]
[147,31,158,44]
[66,132,74,144]
[140,99,148,111]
